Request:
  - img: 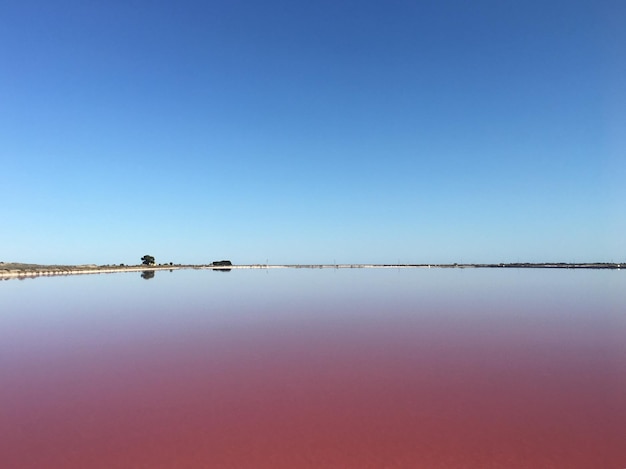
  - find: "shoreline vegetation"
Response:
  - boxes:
[1,261,622,280]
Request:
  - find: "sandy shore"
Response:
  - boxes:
[0,263,194,280]
[1,262,621,280]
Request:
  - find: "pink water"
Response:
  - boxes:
[1,269,624,468]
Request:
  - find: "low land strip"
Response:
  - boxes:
[0,261,622,280]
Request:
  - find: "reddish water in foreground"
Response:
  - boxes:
[1,269,624,468]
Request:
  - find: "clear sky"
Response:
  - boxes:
[2,0,624,265]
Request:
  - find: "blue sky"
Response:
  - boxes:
[1,0,624,265]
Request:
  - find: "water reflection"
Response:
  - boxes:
[0,269,624,469]
[141,270,155,280]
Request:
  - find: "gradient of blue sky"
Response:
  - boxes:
[1,0,624,265]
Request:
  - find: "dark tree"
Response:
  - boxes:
[141,270,155,280]
[141,255,155,265]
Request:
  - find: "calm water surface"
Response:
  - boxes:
[1,269,624,468]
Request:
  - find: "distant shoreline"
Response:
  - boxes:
[0,262,622,280]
